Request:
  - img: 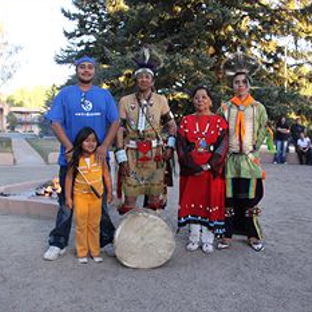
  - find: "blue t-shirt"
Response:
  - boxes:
[45,85,119,166]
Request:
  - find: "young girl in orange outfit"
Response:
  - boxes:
[65,127,113,264]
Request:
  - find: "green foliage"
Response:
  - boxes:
[38,85,59,137]
[253,84,312,123]
[57,0,312,121]
[5,86,50,108]
[6,111,18,131]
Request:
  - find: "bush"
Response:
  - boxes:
[0,137,13,153]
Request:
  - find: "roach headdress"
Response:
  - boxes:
[133,46,163,77]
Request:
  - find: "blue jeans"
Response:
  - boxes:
[48,166,115,249]
[275,140,287,164]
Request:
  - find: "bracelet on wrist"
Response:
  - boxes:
[167,136,176,149]
[115,149,128,164]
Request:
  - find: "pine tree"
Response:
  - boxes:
[57,0,312,121]
[38,85,59,137]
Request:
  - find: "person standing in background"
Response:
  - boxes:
[291,117,305,149]
[274,116,290,164]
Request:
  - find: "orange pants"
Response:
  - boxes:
[74,193,102,258]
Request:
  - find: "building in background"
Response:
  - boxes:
[0,102,41,134]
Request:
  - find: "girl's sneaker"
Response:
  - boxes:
[78,257,88,264]
[93,256,103,263]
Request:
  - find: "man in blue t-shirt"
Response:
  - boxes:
[43,56,119,261]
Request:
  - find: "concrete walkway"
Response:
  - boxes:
[12,138,45,166]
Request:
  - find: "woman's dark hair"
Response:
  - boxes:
[192,85,213,100]
[68,127,99,176]
[191,85,216,112]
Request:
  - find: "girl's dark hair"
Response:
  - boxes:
[68,127,99,175]
[192,85,213,100]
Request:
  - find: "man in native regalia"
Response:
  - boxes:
[217,52,268,252]
[115,48,177,214]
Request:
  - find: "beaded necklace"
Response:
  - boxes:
[195,114,211,152]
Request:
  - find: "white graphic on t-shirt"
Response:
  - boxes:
[81,99,93,112]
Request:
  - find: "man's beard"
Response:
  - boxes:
[78,77,93,84]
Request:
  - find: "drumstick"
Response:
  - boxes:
[76,167,102,199]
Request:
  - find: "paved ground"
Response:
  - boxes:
[1,132,56,186]
[0,165,58,186]
[11,138,45,166]
[0,163,311,312]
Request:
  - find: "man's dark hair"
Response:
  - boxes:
[231,72,251,88]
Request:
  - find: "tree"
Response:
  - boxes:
[38,85,59,137]
[57,0,312,121]
[5,86,51,108]
[0,24,21,90]
[6,111,18,132]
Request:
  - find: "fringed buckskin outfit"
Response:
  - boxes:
[177,114,228,235]
[218,95,268,239]
[118,93,171,200]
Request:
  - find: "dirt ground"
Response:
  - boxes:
[0,163,311,312]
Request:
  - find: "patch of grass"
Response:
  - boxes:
[26,138,59,163]
[0,137,13,153]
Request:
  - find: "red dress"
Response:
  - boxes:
[177,114,228,234]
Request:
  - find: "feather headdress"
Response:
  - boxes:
[221,51,260,77]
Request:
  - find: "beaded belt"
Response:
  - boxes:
[126,139,163,149]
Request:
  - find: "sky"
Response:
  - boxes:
[0,0,75,95]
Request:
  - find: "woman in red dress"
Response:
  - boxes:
[177,86,228,253]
